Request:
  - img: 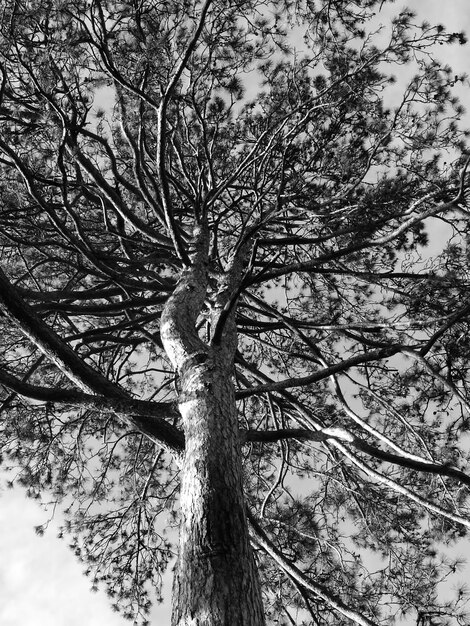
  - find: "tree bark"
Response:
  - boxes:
[171,357,265,626]
[160,227,265,625]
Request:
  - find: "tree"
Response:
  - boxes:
[1,0,470,624]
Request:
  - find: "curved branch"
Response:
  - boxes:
[248,511,380,626]
[160,225,209,369]
[237,358,470,528]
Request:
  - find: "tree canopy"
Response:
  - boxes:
[1,1,470,625]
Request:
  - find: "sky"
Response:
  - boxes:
[0,484,173,625]
[0,485,132,626]
[1,2,470,626]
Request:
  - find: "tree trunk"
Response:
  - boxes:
[171,357,265,626]
[160,227,265,625]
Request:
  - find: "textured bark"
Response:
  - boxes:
[161,227,265,626]
[171,358,265,626]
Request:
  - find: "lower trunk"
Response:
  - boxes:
[171,358,265,626]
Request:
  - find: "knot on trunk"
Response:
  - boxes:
[178,351,209,378]
[175,351,211,399]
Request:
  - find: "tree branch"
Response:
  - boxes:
[0,366,183,453]
[156,0,213,263]
[242,426,470,488]
[0,266,125,396]
[237,347,400,398]
[248,511,380,626]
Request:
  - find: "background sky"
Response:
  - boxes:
[1,2,470,625]
[0,483,173,625]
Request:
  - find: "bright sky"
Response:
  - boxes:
[0,484,173,625]
[1,2,470,626]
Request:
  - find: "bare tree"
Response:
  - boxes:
[1,1,470,624]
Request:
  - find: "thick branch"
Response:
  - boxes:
[242,427,470,487]
[0,366,183,453]
[0,267,125,396]
[237,347,400,398]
